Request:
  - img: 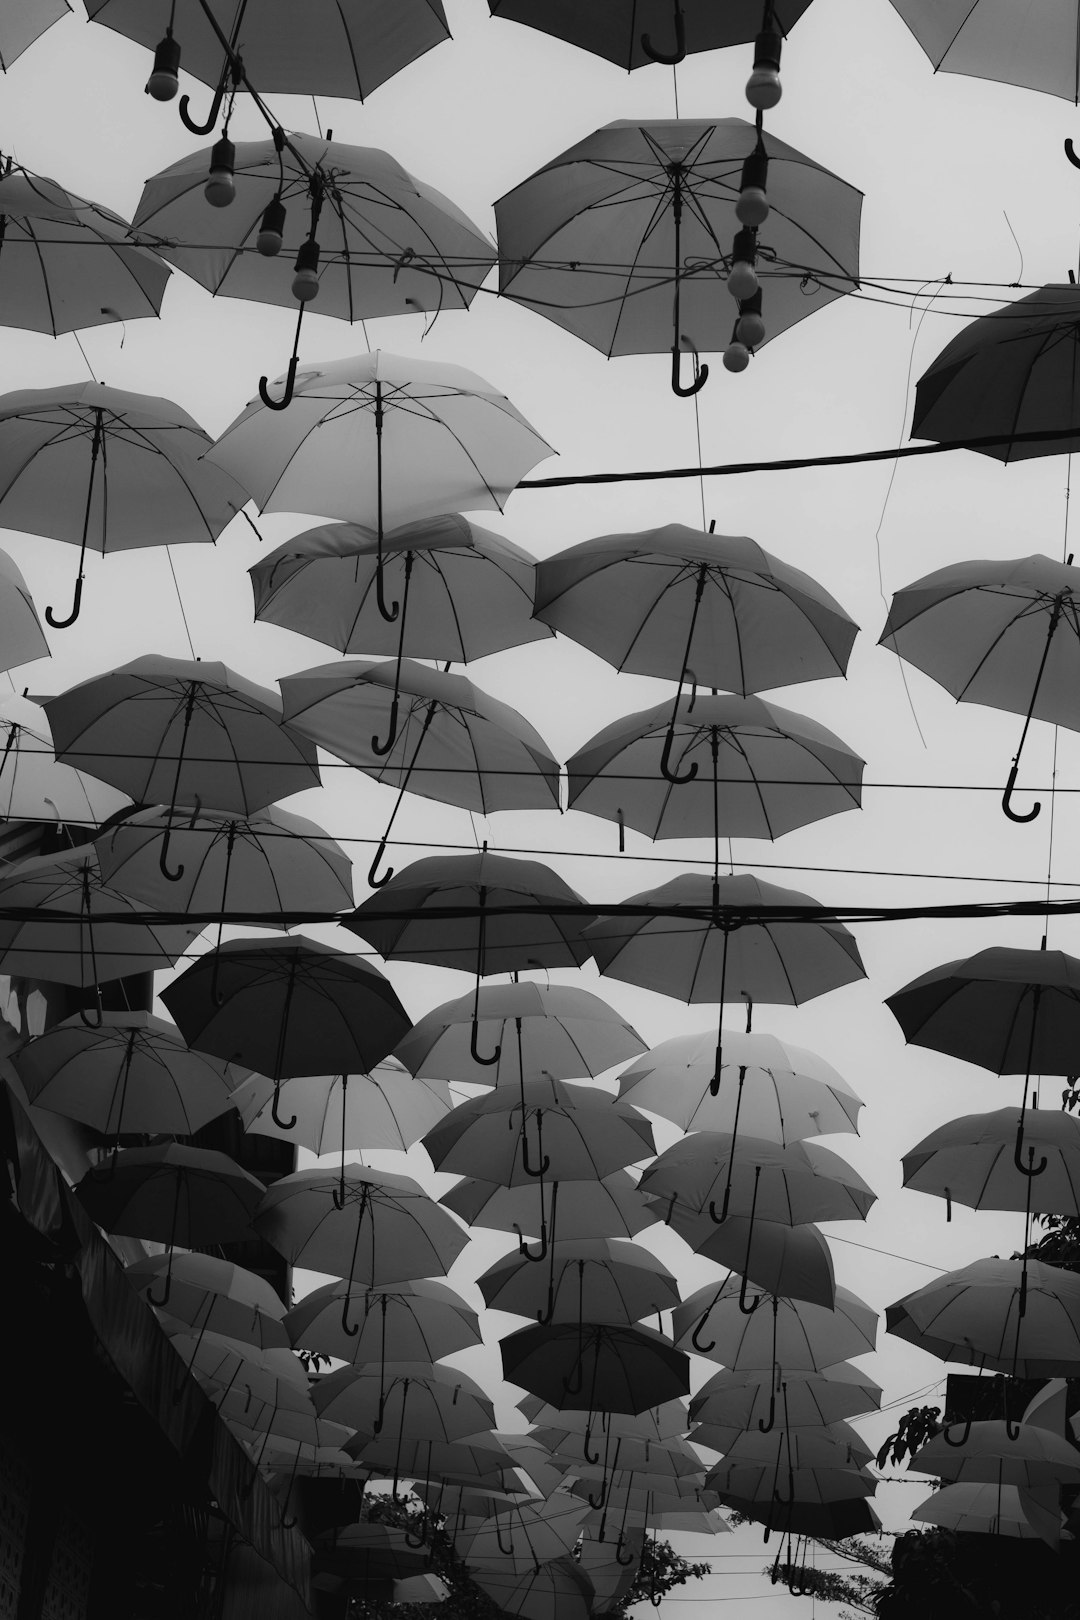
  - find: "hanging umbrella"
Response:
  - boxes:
[233,1060,453,1154]
[886,1258,1080,1378]
[344,1431,516,1485]
[711,1421,873,1471]
[516,1396,690,1442]
[125,1251,290,1350]
[396,982,646,1088]
[95,803,353,920]
[0,162,170,336]
[495,118,861,390]
[567,694,863,843]
[13,1009,244,1137]
[910,1421,1080,1487]
[690,1362,882,1435]
[313,1363,496,1443]
[421,1077,655,1188]
[910,1480,1064,1542]
[705,1457,876,1503]
[719,1493,880,1537]
[542,1431,704,1484]
[1,1,69,70]
[442,1170,660,1255]
[486,1,812,70]
[640,1132,876,1229]
[0,549,47,672]
[207,351,553,620]
[253,1165,469,1297]
[903,1106,1080,1217]
[0,695,128,827]
[161,935,410,1129]
[86,0,450,109]
[674,1277,877,1369]
[887,4,1080,104]
[469,1555,594,1620]
[285,1278,482,1366]
[0,385,248,626]
[458,1496,594,1575]
[478,1239,680,1327]
[280,659,560,883]
[500,1321,690,1416]
[665,1212,837,1310]
[250,516,553,661]
[886,944,1080,1172]
[618,1028,862,1143]
[0,845,201,990]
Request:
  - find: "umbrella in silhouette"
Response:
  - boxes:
[280,659,560,885]
[501,1321,690,1417]
[886,1258,1080,1380]
[0,384,247,626]
[690,1362,881,1436]
[1,2,69,69]
[495,118,861,390]
[888,4,1080,104]
[479,1238,680,1328]
[162,935,410,1130]
[208,351,552,619]
[0,695,128,827]
[487,1,812,70]
[442,1169,660,1261]
[285,1277,482,1367]
[880,553,1080,821]
[251,515,553,662]
[911,1421,1080,1487]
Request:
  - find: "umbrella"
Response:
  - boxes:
[0,695,128,826]
[910,1480,1064,1542]
[313,1363,496,1443]
[566,693,863,843]
[250,515,553,662]
[500,1321,690,1416]
[0,384,248,626]
[640,1133,876,1229]
[279,660,560,884]
[690,1362,882,1434]
[886,1258,1080,1378]
[886,944,1080,1171]
[253,1165,469,1300]
[516,1396,690,1443]
[125,1251,289,1350]
[233,1059,453,1154]
[469,1555,594,1620]
[86,0,450,110]
[665,1212,837,1310]
[46,656,320,835]
[903,1106,1080,1217]
[396,981,646,1088]
[0,845,201,991]
[162,935,410,1130]
[284,1278,482,1367]
[207,351,553,619]
[495,118,861,389]
[343,1431,516,1486]
[478,1238,680,1328]
[13,1009,244,1137]
[910,1421,1080,1486]
[888,3,1080,104]
[0,162,170,336]
[705,1457,876,1503]
[442,1170,660,1256]
[712,1421,873,1470]
[719,1493,880,1537]
[1,1,69,70]
[487,1,812,71]
[0,549,47,673]
[457,1496,593,1575]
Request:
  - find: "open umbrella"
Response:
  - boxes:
[0,695,128,827]
[495,118,861,389]
[0,549,47,673]
[285,1278,482,1367]
[0,385,248,626]
[886,1258,1080,1379]
[478,1239,680,1328]
[501,1321,690,1416]
[313,1362,496,1443]
[487,1,812,71]
[910,1480,1064,1542]
[469,1555,594,1620]
[127,1252,289,1351]
[234,1060,453,1155]
[903,1107,1080,1217]
[666,1212,837,1310]
[888,3,1080,104]
[641,1133,876,1229]
[458,1496,593,1575]
[690,1362,882,1434]
[910,1421,1080,1486]
[442,1170,660,1256]
[1,1,69,70]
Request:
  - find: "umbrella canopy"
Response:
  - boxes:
[712,1421,873,1470]
[888,4,1080,104]
[665,1212,837,1310]
[516,1397,690,1442]
[253,1164,469,1288]
[457,1496,593,1575]
[0,549,47,672]
[690,1362,882,1433]
[0,695,128,825]
[312,1363,496,1442]
[421,1078,655,1187]
[0,384,248,626]
[133,134,493,322]
[344,1431,516,1484]
[347,851,594,973]
[250,516,553,661]
[910,1421,1080,1487]
[86,0,451,101]
[125,1251,289,1350]
[618,1028,862,1143]
[478,1239,680,1326]
[534,526,858,693]
[0,845,201,987]
[902,1106,1080,1216]
[233,1060,453,1154]
[705,1458,876,1503]
[487,1,813,70]
[500,1321,690,1415]
[640,1133,877,1226]
[95,803,354,920]
[0,163,170,335]
[13,1010,244,1136]
[675,1282,878,1373]
[567,694,863,841]
[495,118,861,377]
[46,656,320,816]
[886,1258,1080,1378]
[585,872,866,1010]
[442,1170,660,1243]
[719,1493,880,1537]
[74,1143,264,1246]
[1,1,69,69]
[910,1480,1063,1542]
[284,1278,482,1366]
[396,982,646,1087]
[206,351,553,532]
[469,1555,594,1620]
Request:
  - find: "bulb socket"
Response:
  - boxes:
[204,136,236,208]
[292,237,321,301]
[257,196,287,257]
[146,33,181,100]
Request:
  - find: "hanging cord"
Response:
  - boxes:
[165,548,196,659]
[692,388,707,530]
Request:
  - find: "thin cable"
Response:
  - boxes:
[672,64,680,118]
[827,1233,948,1272]
[692,389,707,530]
[71,332,98,383]
[310,95,323,137]
[164,548,196,660]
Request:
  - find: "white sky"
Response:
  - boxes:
[8,1,1080,1613]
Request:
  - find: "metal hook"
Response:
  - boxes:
[670,339,708,396]
[941,1417,973,1447]
[45,572,84,630]
[258,355,298,412]
[158,820,185,883]
[690,1309,716,1355]
[1002,761,1040,823]
[470,1015,501,1068]
[659,721,698,784]
[270,1081,297,1132]
[367,837,394,890]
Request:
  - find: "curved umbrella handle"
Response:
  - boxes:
[1014,1129,1047,1178]
[659,721,698,785]
[1005,1415,1022,1442]
[340,1290,360,1338]
[520,1115,550,1179]
[1067,139,1080,170]
[757,1386,776,1434]
[738,1273,762,1315]
[615,1537,635,1568]
[45,573,85,630]
[403,1511,428,1548]
[470,1015,501,1067]
[178,74,227,135]
[376,557,400,624]
[670,341,708,397]
[941,1417,972,1448]
[536,1282,556,1326]
[367,837,394,890]
[371,696,401,757]
[258,355,299,412]
[270,1081,297,1132]
[587,1477,607,1510]
[690,1309,716,1355]
[582,1425,601,1467]
[158,821,185,883]
[515,1223,548,1264]
[708,1198,729,1225]
[1002,762,1040,823]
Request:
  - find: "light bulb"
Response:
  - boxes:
[723,343,751,373]
[292,237,321,301]
[204,136,236,208]
[736,310,766,348]
[257,197,287,257]
[726,260,758,302]
[746,27,782,110]
[736,186,769,227]
[146,33,180,101]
